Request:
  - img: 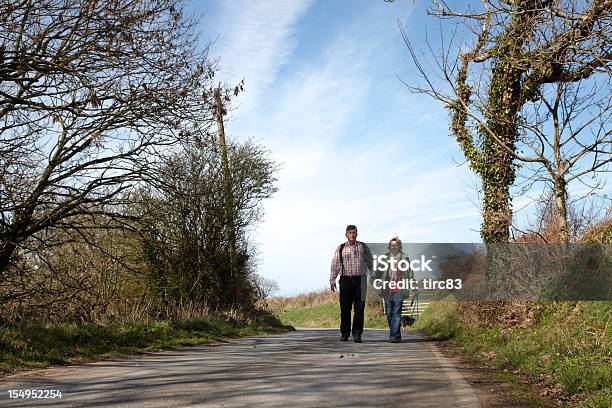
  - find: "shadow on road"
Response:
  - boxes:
[0,329,479,408]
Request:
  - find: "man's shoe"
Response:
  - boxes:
[340,336,349,342]
[389,337,401,343]
[353,336,362,343]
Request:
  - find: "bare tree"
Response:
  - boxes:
[513,79,610,242]
[401,0,611,243]
[252,275,280,300]
[0,0,217,276]
[513,187,609,243]
[134,132,278,309]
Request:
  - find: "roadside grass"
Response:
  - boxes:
[269,287,402,330]
[0,314,293,376]
[266,289,338,311]
[412,300,459,339]
[415,300,612,407]
[277,302,388,329]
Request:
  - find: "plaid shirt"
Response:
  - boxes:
[329,241,373,283]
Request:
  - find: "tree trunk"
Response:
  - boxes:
[480,62,521,244]
[477,0,541,244]
[553,176,570,243]
[0,239,17,279]
[213,87,238,305]
[481,183,513,243]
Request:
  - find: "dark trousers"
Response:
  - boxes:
[339,275,367,337]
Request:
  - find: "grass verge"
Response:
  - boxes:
[0,313,293,376]
[277,301,388,329]
[414,301,611,407]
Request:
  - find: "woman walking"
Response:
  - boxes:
[379,237,412,343]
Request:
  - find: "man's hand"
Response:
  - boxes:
[330,281,337,292]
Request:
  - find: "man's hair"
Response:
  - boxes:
[346,224,357,232]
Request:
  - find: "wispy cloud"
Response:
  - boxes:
[209,0,313,113]
[204,1,482,294]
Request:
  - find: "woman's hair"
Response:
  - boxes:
[388,236,402,251]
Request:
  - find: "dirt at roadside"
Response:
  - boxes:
[435,341,556,408]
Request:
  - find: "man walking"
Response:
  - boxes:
[330,225,373,343]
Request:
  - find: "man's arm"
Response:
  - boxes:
[329,245,341,291]
[362,243,374,278]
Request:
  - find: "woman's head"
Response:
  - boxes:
[388,237,402,254]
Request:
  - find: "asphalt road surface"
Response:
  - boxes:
[0,328,481,407]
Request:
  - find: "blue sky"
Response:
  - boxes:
[188,0,609,295]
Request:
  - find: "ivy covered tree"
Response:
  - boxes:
[402,0,611,243]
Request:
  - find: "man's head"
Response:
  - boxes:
[345,225,357,245]
[388,237,402,255]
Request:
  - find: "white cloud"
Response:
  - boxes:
[209,0,313,113]
[255,140,481,294]
[206,1,482,294]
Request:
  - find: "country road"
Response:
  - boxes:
[1,329,482,407]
